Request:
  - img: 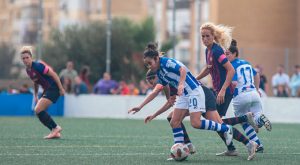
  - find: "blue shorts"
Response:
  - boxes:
[42,86,60,103]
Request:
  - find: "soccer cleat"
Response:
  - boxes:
[216,150,239,156]
[246,112,258,132]
[256,145,264,153]
[186,143,196,155]
[260,114,272,131]
[247,141,258,160]
[223,125,233,146]
[44,125,62,139]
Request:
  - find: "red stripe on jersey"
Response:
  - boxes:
[218,54,227,63]
[43,66,49,74]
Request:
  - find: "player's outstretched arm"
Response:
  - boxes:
[196,65,210,80]
[128,85,162,114]
[144,98,174,123]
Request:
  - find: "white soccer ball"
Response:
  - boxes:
[170,143,190,161]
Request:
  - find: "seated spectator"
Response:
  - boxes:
[272,65,290,97]
[138,80,152,95]
[289,65,300,97]
[74,76,88,95]
[277,85,289,97]
[0,87,8,95]
[128,82,139,95]
[19,83,31,94]
[61,77,72,93]
[93,72,118,94]
[59,61,78,93]
[117,81,130,95]
[79,66,91,92]
[255,65,268,94]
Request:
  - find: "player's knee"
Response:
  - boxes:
[34,107,42,114]
[170,119,181,128]
[190,119,200,128]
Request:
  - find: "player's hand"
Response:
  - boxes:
[177,84,184,96]
[144,115,155,123]
[168,96,176,106]
[217,89,225,105]
[128,107,141,114]
[59,88,65,96]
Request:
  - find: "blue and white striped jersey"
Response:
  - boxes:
[157,57,200,95]
[231,58,257,97]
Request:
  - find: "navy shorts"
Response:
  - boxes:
[202,85,217,111]
[201,86,217,118]
[42,86,60,103]
[215,92,233,117]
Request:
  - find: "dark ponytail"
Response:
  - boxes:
[229,39,239,57]
[144,42,159,58]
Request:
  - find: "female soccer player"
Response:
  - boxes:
[129,43,239,160]
[144,70,196,155]
[139,69,258,160]
[226,39,272,153]
[197,22,242,155]
[21,46,64,139]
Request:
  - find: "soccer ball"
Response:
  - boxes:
[170,143,190,161]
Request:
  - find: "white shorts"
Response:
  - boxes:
[232,90,263,123]
[174,86,206,113]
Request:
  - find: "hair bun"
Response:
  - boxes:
[231,39,237,47]
[146,42,157,51]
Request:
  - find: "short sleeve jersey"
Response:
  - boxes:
[26,61,57,90]
[206,43,233,94]
[231,58,257,96]
[156,57,200,96]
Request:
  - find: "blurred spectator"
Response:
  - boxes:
[138,80,152,95]
[276,85,289,97]
[62,77,72,93]
[128,82,139,95]
[8,85,18,94]
[0,87,8,95]
[117,81,130,95]
[272,65,290,97]
[59,61,78,93]
[79,66,91,91]
[93,72,118,94]
[19,83,31,94]
[255,65,268,94]
[74,76,88,95]
[289,65,300,97]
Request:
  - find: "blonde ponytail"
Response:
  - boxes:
[200,22,233,49]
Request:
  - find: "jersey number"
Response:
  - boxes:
[189,98,198,109]
[240,67,252,85]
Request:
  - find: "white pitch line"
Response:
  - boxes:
[0,153,166,156]
[0,145,167,148]
[0,153,300,156]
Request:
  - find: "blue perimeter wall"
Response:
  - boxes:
[0,94,64,116]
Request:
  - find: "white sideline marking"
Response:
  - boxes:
[0,145,166,148]
[0,153,300,156]
[0,153,165,156]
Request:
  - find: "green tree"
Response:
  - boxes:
[0,43,16,78]
[43,17,155,83]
